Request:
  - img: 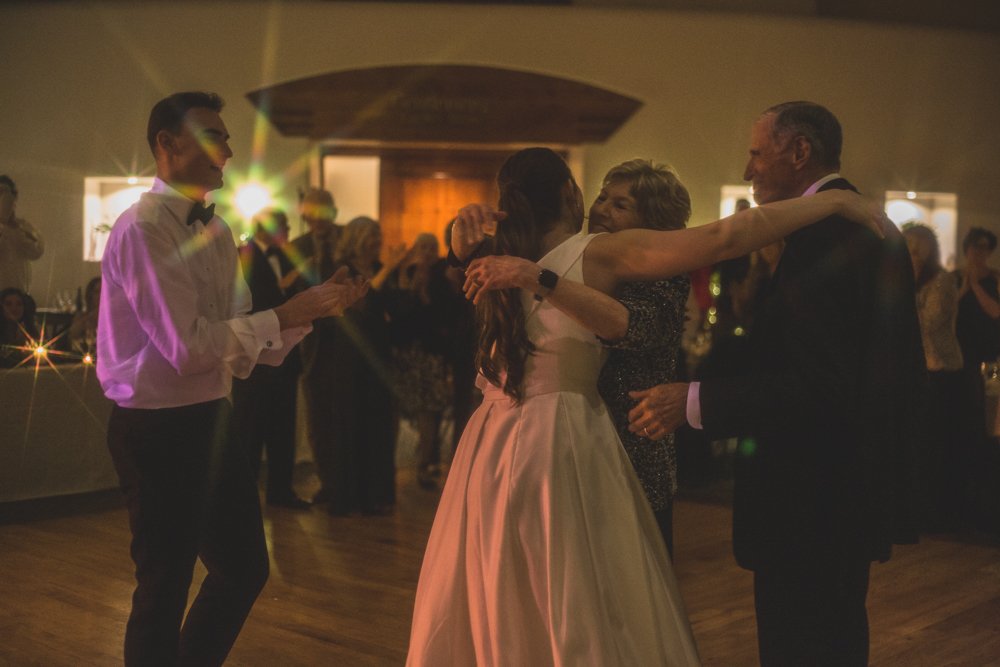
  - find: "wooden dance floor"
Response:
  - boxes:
[1,468,999,666]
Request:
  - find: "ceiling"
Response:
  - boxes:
[329,0,1000,34]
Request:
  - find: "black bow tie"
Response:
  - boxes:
[186,201,215,226]
[265,246,281,258]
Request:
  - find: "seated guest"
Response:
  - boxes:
[904,224,970,530]
[232,209,311,509]
[68,276,101,356]
[0,286,39,367]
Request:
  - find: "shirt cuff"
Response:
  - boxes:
[686,381,703,430]
[250,309,282,351]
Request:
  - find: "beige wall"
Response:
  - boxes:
[2,1,998,304]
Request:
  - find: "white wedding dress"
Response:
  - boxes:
[407,233,700,666]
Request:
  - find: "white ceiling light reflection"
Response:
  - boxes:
[233,182,272,219]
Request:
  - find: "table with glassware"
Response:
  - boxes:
[0,362,116,503]
[985,362,1000,439]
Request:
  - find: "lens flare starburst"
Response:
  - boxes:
[2,323,87,376]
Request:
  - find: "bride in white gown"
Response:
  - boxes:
[406,148,887,666]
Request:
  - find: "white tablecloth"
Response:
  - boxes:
[0,364,116,502]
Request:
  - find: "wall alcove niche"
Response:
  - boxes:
[247,64,643,248]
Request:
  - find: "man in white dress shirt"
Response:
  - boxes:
[0,174,44,293]
[97,92,366,666]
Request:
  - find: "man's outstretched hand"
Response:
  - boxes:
[274,265,369,329]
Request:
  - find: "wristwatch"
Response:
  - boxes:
[534,268,559,302]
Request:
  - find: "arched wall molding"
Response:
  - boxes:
[247,64,643,145]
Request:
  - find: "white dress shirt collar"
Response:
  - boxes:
[149,177,215,227]
[801,173,842,197]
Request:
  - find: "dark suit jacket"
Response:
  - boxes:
[290,231,340,378]
[699,178,925,571]
[237,241,304,376]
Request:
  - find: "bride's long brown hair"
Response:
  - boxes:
[477,148,575,402]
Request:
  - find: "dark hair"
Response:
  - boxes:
[962,226,998,254]
[477,147,574,402]
[0,175,17,199]
[147,92,225,157]
[0,287,39,341]
[901,223,942,290]
[84,276,102,312]
[763,101,842,171]
[335,216,380,267]
[253,208,289,235]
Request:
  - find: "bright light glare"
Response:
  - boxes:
[885,200,922,225]
[906,191,917,200]
[34,346,47,359]
[233,183,272,219]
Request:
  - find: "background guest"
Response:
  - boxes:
[0,175,44,294]
[0,286,38,367]
[291,187,339,287]
[390,232,453,489]
[953,226,1000,530]
[904,223,970,531]
[232,209,310,510]
[955,227,1000,374]
[309,216,404,515]
[441,220,481,464]
[68,276,101,357]
[291,187,343,506]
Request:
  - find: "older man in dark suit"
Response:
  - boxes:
[628,101,925,666]
[232,208,310,508]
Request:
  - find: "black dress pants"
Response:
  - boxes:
[753,559,871,667]
[231,362,299,502]
[107,399,269,666]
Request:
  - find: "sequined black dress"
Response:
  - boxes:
[598,275,691,512]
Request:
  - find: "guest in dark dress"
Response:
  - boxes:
[389,233,454,488]
[953,226,1000,528]
[441,221,481,459]
[955,227,1000,375]
[311,216,406,515]
[904,224,970,530]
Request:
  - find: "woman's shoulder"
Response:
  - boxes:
[930,269,959,294]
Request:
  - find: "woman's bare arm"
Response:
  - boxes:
[585,189,886,284]
[461,254,629,339]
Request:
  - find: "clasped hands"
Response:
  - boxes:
[274,265,369,329]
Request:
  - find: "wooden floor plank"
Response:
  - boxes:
[2,469,998,666]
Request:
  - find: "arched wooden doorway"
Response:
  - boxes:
[247,65,641,250]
